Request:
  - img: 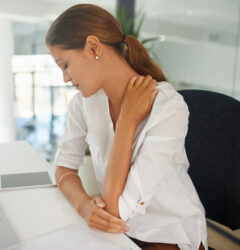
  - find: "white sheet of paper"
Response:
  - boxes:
[2,224,134,250]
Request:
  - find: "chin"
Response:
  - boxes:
[80,90,91,98]
[82,88,100,98]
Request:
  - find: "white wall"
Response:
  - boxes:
[0,18,16,142]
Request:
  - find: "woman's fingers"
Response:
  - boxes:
[147,79,158,91]
[148,87,159,110]
[93,196,105,208]
[92,215,129,233]
[88,207,129,233]
[145,78,159,113]
[127,76,138,89]
[133,75,145,88]
[133,75,155,89]
[96,207,126,226]
[83,197,129,234]
[127,75,156,90]
[139,75,153,89]
[89,220,127,234]
[92,197,129,232]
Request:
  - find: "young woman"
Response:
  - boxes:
[45,4,208,250]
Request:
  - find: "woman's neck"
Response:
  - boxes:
[102,55,141,108]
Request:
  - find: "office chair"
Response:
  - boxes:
[177,89,240,250]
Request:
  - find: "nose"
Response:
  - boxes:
[63,70,72,83]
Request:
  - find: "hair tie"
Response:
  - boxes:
[122,34,127,43]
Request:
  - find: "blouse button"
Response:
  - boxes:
[139,201,144,205]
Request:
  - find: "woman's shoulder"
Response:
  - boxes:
[146,81,189,129]
[155,81,189,111]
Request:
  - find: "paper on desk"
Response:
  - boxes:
[2,224,134,250]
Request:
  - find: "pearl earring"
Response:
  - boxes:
[96,55,99,60]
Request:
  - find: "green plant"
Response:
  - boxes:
[115,5,164,67]
[115,5,159,45]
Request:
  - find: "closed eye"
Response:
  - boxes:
[64,63,68,70]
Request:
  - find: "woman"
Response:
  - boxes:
[45,4,208,250]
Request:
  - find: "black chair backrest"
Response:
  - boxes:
[178,89,240,230]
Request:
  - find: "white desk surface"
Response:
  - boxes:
[0,140,140,250]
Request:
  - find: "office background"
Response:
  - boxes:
[0,0,239,248]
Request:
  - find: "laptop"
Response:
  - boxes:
[0,141,57,191]
[0,208,20,249]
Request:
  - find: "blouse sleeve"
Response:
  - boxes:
[118,96,190,222]
[54,93,88,170]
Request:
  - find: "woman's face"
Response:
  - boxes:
[47,40,103,97]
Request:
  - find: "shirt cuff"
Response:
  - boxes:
[118,192,147,222]
[54,161,80,171]
[54,146,84,170]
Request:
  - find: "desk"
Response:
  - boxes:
[0,141,140,250]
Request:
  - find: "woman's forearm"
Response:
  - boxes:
[102,120,137,218]
[55,166,91,215]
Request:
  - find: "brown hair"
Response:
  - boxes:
[45,3,167,82]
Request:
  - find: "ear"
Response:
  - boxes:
[85,35,101,59]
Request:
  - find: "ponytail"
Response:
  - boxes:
[123,35,167,82]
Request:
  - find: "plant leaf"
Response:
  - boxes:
[135,12,145,38]
[141,37,159,44]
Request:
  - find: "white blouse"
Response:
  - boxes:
[55,81,208,250]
